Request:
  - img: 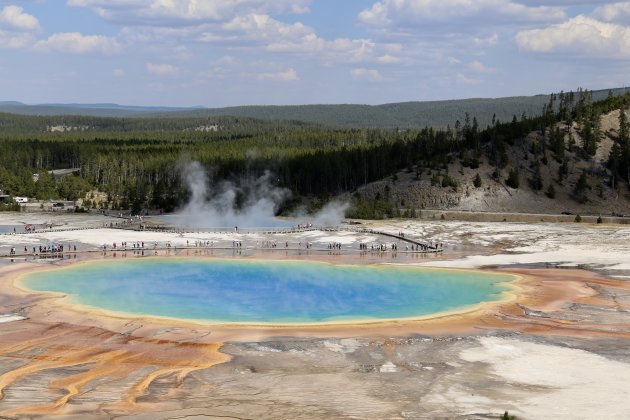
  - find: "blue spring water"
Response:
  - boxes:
[21,258,513,324]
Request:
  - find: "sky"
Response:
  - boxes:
[0,0,629,107]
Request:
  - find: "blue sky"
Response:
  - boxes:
[0,0,629,107]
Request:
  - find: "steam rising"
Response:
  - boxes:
[310,201,350,227]
[175,161,349,228]
[176,161,290,228]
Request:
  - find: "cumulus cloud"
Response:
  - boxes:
[217,13,312,44]
[473,33,499,46]
[0,30,34,48]
[0,5,39,49]
[34,32,121,55]
[518,1,621,5]
[257,68,298,81]
[516,15,630,58]
[267,35,377,61]
[0,5,39,31]
[351,68,383,81]
[376,54,400,64]
[147,62,179,75]
[359,0,566,27]
[593,2,630,22]
[68,0,311,24]
[469,60,497,73]
[113,11,384,65]
[183,13,382,64]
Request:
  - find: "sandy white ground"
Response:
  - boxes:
[3,216,629,269]
[365,220,630,271]
[456,337,630,419]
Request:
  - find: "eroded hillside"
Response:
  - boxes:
[357,107,630,216]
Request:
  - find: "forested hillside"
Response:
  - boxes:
[119,88,630,129]
[354,90,630,217]
[3,88,627,129]
[0,88,628,217]
[0,113,313,134]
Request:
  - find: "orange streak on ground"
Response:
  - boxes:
[0,319,229,416]
[0,261,629,417]
[119,342,229,409]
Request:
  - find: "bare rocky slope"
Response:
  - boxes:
[357,109,630,216]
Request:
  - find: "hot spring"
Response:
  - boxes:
[20,259,514,324]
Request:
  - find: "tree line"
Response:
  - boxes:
[0,89,628,216]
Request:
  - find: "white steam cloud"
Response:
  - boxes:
[176,161,290,228]
[174,161,349,228]
[310,201,350,226]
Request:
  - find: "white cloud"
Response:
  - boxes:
[593,2,630,22]
[0,5,40,31]
[359,0,566,27]
[267,35,375,58]
[0,5,39,49]
[257,68,298,81]
[517,1,620,4]
[289,3,310,14]
[68,1,386,66]
[516,15,630,58]
[112,68,125,77]
[0,30,34,48]
[147,62,179,75]
[116,12,382,65]
[469,60,497,73]
[34,32,121,55]
[67,0,311,24]
[183,13,383,64]
[376,54,400,64]
[351,68,383,81]
[219,13,312,43]
[473,33,499,46]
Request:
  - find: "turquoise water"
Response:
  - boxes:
[21,258,513,324]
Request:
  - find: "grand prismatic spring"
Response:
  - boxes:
[19,258,514,324]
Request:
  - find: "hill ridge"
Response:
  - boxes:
[2,87,628,129]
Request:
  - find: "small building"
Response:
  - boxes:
[14,197,28,203]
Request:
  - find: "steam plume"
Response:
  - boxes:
[175,161,350,228]
[176,161,290,228]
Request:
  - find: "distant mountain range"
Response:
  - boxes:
[0,102,203,118]
[2,88,628,128]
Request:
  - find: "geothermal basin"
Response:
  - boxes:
[19,258,514,324]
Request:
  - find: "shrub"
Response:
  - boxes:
[573,171,590,203]
[473,173,482,188]
[506,168,520,189]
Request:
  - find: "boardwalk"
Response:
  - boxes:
[0,223,443,259]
